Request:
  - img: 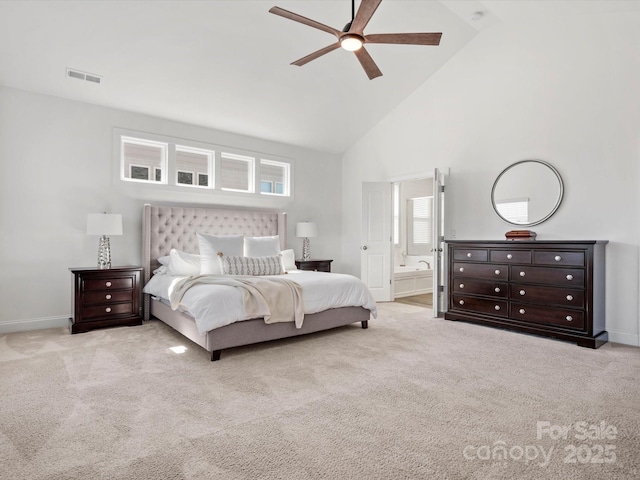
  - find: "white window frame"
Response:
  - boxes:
[259,158,290,197]
[175,145,214,189]
[220,152,255,193]
[120,136,168,184]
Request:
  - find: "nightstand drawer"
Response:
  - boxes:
[83,277,133,291]
[295,259,333,272]
[82,302,134,321]
[83,290,133,305]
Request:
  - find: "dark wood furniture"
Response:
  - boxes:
[70,266,143,334]
[444,241,607,348]
[295,259,333,272]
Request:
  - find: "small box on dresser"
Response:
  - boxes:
[69,266,143,334]
[444,241,607,348]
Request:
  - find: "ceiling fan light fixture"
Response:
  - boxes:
[340,34,363,51]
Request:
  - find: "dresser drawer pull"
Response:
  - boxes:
[459,283,464,289]
[519,308,526,314]
[494,269,501,275]
[467,252,472,258]
[566,274,573,281]
[459,300,465,305]
[519,271,526,277]
[555,255,562,261]
[459,267,464,273]
[507,254,513,259]
[494,287,501,293]
[566,295,573,301]
[105,281,112,287]
[566,315,573,322]
[105,294,112,300]
[105,307,112,313]
[519,289,526,296]
[494,305,501,311]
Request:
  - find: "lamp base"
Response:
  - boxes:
[302,237,311,261]
[97,235,112,269]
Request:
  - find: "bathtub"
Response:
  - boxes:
[394,266,433,298]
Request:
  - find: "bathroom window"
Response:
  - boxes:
[407,196,433,255]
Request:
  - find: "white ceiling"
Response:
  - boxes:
[1,1,639,154]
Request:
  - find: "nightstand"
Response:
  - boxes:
[69,266,143,334]
[295,259,333,272]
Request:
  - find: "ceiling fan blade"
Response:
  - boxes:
[291,43,341,67]
[349,0,383,34]
[365,32,442,45]
[354,47,383,80]
[269,6,341,38]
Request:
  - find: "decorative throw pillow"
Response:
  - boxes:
[198,233,244,275]
[244,235,280,257]
[280,249,297,271]
[219,254,285,276]
[168,249,201,276]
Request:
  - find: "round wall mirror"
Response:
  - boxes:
[491,160,564,227]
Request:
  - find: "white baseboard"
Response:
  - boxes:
[608,329,639,347]
[0,315,69,334]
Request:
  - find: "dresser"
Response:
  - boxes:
[444,241,607,348]
[69,267,143,334]
[295,259,333,272]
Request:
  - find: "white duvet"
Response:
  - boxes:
[143,270,377,334]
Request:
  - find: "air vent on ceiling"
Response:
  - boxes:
[66,68,102,85]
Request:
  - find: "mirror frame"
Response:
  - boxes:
[491,159,564,227]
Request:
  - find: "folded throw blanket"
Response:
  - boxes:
[168,275,305,328]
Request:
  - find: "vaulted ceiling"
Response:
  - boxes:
[1,1,638,154]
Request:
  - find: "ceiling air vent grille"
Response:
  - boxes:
[66,68,102,85]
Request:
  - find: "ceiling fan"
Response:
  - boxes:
[269,0,442,80]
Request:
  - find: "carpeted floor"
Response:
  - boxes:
[1,303,639,480]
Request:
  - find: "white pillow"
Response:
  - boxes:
[280,249,297,271]
[157,255,170,266]
[219,254,285,276]
[198,233,244,275]
[244,235,280,257]
[169,249,201,276]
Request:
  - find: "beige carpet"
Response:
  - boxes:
[1,303,639,480]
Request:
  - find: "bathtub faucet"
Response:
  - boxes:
[419,260,431,269]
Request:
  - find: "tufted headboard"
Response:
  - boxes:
[142,204,287,319]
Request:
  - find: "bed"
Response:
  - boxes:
[142,204,375,361]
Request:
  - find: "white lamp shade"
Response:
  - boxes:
[87,213,123,236]
[296,222,317,238]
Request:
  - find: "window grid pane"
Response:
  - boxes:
[122,137,166,183]
[221,153,253,192]
[176,147,212,188]
[260,159,289,196]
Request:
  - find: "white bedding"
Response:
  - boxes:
[143,270,377,334]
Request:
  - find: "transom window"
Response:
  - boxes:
[176,146,213,188]
[260,159,289,196]
[221,153,254,193]
[121,137,167,184]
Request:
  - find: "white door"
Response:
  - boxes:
[432,168,446,317]
[361,182,393,302]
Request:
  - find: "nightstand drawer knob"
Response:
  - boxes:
[507,254,513,259]
[459,300,465,305]
[105,281,112,287]
[519,308,526,314]
[494,269,501,275]
[459,283,464,289]
[566,295,573,301]
[494,287,501,293]
[467,252,472,258]
[519,271,526,277]
[566,274,573,281]
[459,267,464,273]
[555,255,562,261]
[566,315,573,322]
[519,290,526,296]
[105,294,112,300]
[494,305,501,311]
[105,307,112,313]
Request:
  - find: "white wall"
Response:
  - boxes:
[341,12,640,345]
[0,87,342,332]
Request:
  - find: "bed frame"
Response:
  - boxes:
[142,204,370,361]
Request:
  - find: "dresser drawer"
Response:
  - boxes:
[534,251,585,267]
[510,265,584,286]
[453,249,488,262]
[489,250,532,264]
[83,290,134,306]
[511,303,584,330]
[83,277,133,291]
[81,302,134,321]
[453,263,508,280]
[453,279,508,298]
[452,295,509,317]
[510,284,584,308]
